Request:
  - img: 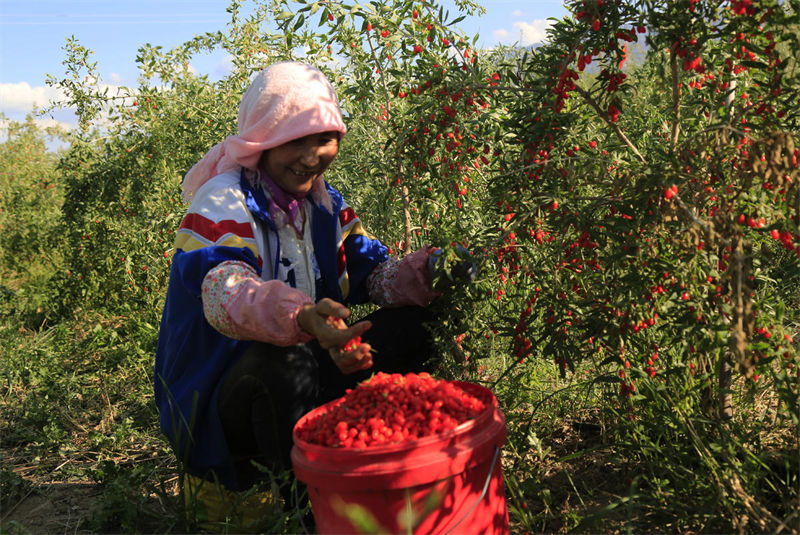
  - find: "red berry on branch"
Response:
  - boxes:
[608,104,620,122]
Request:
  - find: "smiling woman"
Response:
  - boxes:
[154,61,448,522]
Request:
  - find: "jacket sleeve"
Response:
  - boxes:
[171,173,264,296]
[201,260,314,346]
[154,174,267,488]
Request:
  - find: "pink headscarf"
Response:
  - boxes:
[181,61,348,202]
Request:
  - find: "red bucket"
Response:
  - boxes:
[291,381,508,534]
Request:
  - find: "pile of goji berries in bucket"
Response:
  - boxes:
[292,372,509,534]
[295,372,487,448]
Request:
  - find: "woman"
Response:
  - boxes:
[154,61,441,495]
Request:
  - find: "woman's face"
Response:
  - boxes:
[260,131,340,197]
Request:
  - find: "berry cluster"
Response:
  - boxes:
[296,372,487,448]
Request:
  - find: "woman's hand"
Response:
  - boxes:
[296,298,373,374]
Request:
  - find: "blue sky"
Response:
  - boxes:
[0,0,569,131]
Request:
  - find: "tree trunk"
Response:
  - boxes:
[719,356,733,420]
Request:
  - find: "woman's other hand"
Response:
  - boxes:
[296,298,373,374]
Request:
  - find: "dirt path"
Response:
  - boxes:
[2,480,102,534]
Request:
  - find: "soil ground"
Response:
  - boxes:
[2,481,103,534]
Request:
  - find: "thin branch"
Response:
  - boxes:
[400,183,413,254]
[365,27,414,250]
[670,48,681,151]
[364,30,391,111]
[460,84,540,93]
[573,85,646,164]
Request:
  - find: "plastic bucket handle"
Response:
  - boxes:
[442,444,501,535]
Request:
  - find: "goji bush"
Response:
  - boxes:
[273,0,799,529]
[487,0,800,431]
[269,0,799,418]
[0,115,65,322]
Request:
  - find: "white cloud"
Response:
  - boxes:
[214,55,234,78]
[0,81,131,114]
[513,19,553,46]
[492,18,553,47]
[33,116,73,132]
[0,82,65,113]
[0,80,143,137]
[109,72,123,84]
[493,29,510,41]
[512,10,525,17]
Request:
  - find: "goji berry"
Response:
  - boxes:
[296,372,487,448]
[341,335,361,352]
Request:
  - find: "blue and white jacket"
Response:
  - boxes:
[154,169,388,489]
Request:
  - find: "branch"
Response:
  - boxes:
[669,192,730,250]
[670,48,681,152]
[573,85,646,164]
[364,30,391,112]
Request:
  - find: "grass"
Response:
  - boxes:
[0,311,171,533]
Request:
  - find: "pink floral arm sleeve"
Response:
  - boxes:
[201,260,314,346]
[367,246,441,307]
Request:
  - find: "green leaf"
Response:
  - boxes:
[740,60,770,70]
[594,375,622,384]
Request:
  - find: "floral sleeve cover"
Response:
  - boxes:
[367,246,441,307]
[201,260,314,346]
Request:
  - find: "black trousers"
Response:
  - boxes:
[216,306,435,491]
